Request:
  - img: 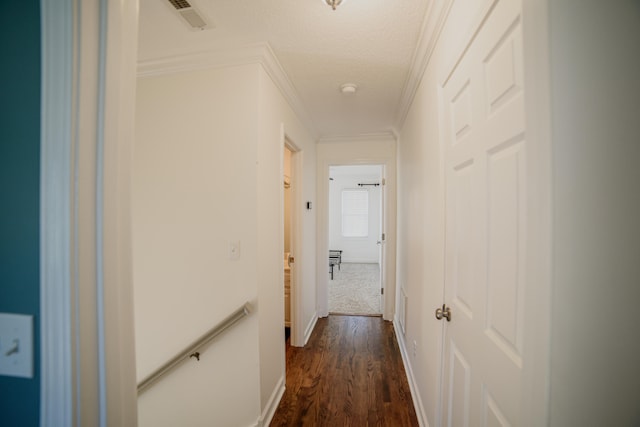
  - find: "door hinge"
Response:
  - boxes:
[381,288,384,295]
[381,233,386,241]
[382,178,386,186]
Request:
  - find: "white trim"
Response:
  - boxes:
[338,258,380,264]
[137,43,267,76]
[393,320,429,427]
[41,1,140,425]
[96,2,109,424]
[395,0,454,130]
[316,139,397,321]
[521,0,552,424]
[318,131,397,145]
[138,42,317,140]
[284,135,306,348]
[101,0,140,422]
[40,0,74,425]
[303,312,319,345]
[256,375,286,427]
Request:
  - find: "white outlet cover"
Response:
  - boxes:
[0,313,34,378]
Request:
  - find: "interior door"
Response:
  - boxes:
[378,166,386,316]
[440,0,528,425]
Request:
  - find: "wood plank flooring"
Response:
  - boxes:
[270,315,419,427]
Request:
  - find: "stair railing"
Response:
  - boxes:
[137,302,251,394]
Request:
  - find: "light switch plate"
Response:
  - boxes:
[0,313,34,378]
[228,241,240,260]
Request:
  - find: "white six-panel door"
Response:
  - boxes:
[440,0,527,425]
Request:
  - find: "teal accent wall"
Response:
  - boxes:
[0,0,41,425]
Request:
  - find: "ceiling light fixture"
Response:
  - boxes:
[341,83,358,95]
[325,0,344,11]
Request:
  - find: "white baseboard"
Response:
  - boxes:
[341,259,379,264]
[255,375,285,427]
[393,318,429,427]
[304,312,318,345]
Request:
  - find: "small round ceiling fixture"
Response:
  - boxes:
[325,0,344,11]
[340,83,358,95]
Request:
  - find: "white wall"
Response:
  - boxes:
[548,1,640,425]
[317,136,397,320]
[329,166,382,263]
[396,62,444,427]
[256,65,317,418]
[395,1,491,424]
[133,61,316,426]
[133,64,262,427]
[395,0,560,424]
[397,0,640,425]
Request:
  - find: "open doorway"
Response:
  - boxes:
[283,137,303,347]
[283,145,293,341]
[327,165,384,315]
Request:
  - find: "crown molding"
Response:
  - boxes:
[317,130,397,145]
[394,0,454,131]
[258,44,318,139]
[137,43,317,139]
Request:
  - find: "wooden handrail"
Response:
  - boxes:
[137,302,251,394]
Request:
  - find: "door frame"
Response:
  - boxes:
[316,136,397,321]
[40,0,139,425]
[282,131,305,347]
[326,164,385,315]
[378,165,386,315]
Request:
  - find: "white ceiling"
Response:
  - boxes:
[138,0,431,139]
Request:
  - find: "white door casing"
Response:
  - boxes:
[440,0,541,425]
[283,135,305,347]
[40,0,139,425]
[378,167,386,314]
[316,136,397,321]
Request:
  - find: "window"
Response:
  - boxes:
[341,189,368,237]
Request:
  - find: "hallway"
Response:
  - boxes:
[8,1,636,426]
[271,315,418,426]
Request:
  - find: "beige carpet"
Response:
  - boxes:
[329,263,381,315]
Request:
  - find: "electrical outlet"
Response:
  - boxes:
[0,313,33,378]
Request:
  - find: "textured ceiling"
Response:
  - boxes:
[138,0,431,138]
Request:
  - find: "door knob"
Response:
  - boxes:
[435,304,452,322]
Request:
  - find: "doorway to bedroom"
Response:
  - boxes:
[328,165,383,315]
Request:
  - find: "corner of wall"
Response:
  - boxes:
[303,312,319,346]
[256,375,286,427]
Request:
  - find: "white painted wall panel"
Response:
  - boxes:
[133,62,317,426]
[256,65,317,417]
[395,0,556,424]
[396,1,487,424]
[133,64,262,427]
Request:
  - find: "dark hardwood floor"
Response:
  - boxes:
[270,315,419,427]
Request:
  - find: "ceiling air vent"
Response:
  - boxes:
[167,0,211,31]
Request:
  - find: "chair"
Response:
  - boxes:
[329,250,342,280]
